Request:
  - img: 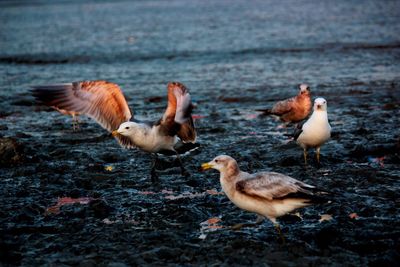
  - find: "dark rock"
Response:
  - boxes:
[278,156,299,167]
[0,125,8,131]
[99,153,126,163]
[0,240,22,265]
[11,98,34,106]
[107,262,129,267]
[79,259,97,267]
[185,178,200,187]
[0,137,24,166]
[141,246,182,262]
[89,200,112,218]
[15,132,31,138]
[146,96,163,103]
[13,212,34,223]
[353,127,370,135]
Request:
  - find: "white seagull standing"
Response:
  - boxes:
[32,80,197,183]
[294,97,331,165]
[201,155,330,237]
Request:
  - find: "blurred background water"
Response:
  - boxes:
[0,0,399,107]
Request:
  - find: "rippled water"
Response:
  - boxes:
[1,0,399,98]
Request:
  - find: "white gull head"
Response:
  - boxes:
[299,84,311,95]
[314,97,328,111]
[202,155,237,173]
[116,121,141,137]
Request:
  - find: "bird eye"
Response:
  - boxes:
[125,127,130,129]
[215,159,219,163]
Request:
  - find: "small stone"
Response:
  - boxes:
[0,137,24,166]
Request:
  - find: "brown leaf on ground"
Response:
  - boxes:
[45,197,95,215]
[349,213,359,219]
[206,217,221,225]
[206,189,224,195]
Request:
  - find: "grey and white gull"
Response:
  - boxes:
[201,155,330,235]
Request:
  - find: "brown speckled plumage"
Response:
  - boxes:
[258,84,312,123]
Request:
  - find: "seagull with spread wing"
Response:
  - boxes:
[201,155,329,237]
[32,80,197,183]
[256,84,312,123]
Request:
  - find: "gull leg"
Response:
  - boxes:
[150,154,159,184]
[274,223,286,245]
[72,114,80,131]
[316,147,321,164]
[175,151,190,177]
[303,149,308,165]
[255,215,265,224]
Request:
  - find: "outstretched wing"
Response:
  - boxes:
[158,82,196,142]
[236,172,314,201]
[32,80,135,148]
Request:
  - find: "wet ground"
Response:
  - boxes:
[1,0,400,266]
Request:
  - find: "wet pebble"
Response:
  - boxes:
[0,137,24,166]
[89,200,112,218]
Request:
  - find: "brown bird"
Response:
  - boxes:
[201,155,330,239]
[32,80,197,183]
[257,84,312,123]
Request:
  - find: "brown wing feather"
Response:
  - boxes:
[236,172,313,201]
[32,80,136,148]
[177,116,196,142]
[270,97,295,115]
[159,82,196,142]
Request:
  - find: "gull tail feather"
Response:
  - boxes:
[156,142,200,156]
[174,142,200,154]
[255,108,272,115]
[280,186,333,205]
[303,187,333,205]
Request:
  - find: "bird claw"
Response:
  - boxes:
[72,116,80,131]
[274,223,286,245]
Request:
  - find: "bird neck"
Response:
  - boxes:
[296,93,310,101]
[310,110,328,122]
[220,163,240,181]
[128,124,151,142]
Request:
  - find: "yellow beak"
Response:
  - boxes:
[111,130,119,137]
[201,162,214,171]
